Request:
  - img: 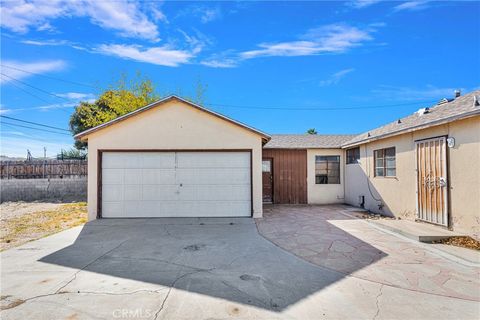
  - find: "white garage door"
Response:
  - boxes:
[101,151,251,218]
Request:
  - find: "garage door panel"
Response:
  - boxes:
[102,168,124,184]
[101,151,251,218]
[103,185,124,201]
[142,185,178,200]
[178,185,250,201]
[102,202,124,218]
[141,153,175,168]
[176,168,250,185]
[103,153,141,169]
[124,185,142,201]
[141,169,176,185]
[124,169,143,184]
[120,201,251,217]
[177,152,250,168]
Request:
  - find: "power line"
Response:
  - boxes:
[6,79,54,104]
[0,64,97,89]
[0,124,71,143]
[0,73,71,101]
[206,99,437,111]
[0,121,72,136]
[0,115,70,132]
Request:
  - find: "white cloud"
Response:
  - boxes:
[319,68,355,86]
[1,0,161,41]
[96,44,194,67]
[349,0,383,9]
[0,60,66,83]
[55,92,95,100]
[199,7,221,23]
[21,39,72,46]
[177,5,222,24]
[200,59,238,68]
[394,1,431,12]
[240,24,375,59]
[372,85,463,101]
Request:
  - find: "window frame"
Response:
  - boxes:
[315,155,341,185]
[346,147,360,165]
[374,147,396,177]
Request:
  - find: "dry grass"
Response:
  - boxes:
[0,202,87,251]
[433,236,480,251]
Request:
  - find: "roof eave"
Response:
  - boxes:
[74,95,271,142]
[341,109,480,148]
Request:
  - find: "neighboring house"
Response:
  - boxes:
[75,90,480,237]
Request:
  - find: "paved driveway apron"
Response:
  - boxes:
[1,208,479,320]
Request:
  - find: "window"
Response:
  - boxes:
[315,156,340,184]
[374,147,396,177]
[262,160,271,172]
[346,147,360,164]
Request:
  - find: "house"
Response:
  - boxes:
[342,90,480,237]
[75,90,480,237]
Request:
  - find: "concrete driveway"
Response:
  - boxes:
[1,206,479,320]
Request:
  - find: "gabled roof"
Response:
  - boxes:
[343,90,480,148]
[264,134,357,149]
[74,95,271,142]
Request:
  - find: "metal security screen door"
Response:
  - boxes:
[415,137,449,226]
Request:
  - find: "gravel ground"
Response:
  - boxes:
[0,201,87,251]
[0,202,65,221]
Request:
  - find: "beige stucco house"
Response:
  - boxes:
[75,90,480,237]
[342,91,480,238]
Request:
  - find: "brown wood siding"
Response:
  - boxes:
[262,149,307,204]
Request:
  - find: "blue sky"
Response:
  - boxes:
[1,0,479,157]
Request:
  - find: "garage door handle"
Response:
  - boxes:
[179,183,183,187]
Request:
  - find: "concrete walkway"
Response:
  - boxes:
[1,209,479,319]
[257,205,480,301]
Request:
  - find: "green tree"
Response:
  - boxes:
[70,73,208,150]
[306,128,318,135]
[70,73,159,149]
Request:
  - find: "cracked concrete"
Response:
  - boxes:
[1,210,479,319]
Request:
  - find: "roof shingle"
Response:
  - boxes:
[264,134,357,149]
[343,90,480,147]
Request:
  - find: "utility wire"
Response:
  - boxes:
[0,115,70,132]
[0,73,71,101]
[0,123,70,143]
[1,72,436,111]
[0,64,97,89]
[0,121,72,136]
[206,99,437,111]
[5,80,53,104]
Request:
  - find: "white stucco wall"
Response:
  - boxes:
[344,115,480,238]
[83,99,265,220]
[307,149,345,204]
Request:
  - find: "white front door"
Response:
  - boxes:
[101,151,251,218]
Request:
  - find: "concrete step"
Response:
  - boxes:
[370,219,463,243]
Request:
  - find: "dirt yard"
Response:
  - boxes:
[0,201,87,251]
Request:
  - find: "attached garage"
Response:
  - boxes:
[75,96,269,220]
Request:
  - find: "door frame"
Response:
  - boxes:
[414,136,449,227]
[97,149,254,218]
[262,157,274,203]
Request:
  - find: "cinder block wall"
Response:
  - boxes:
[0,178,87,203]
